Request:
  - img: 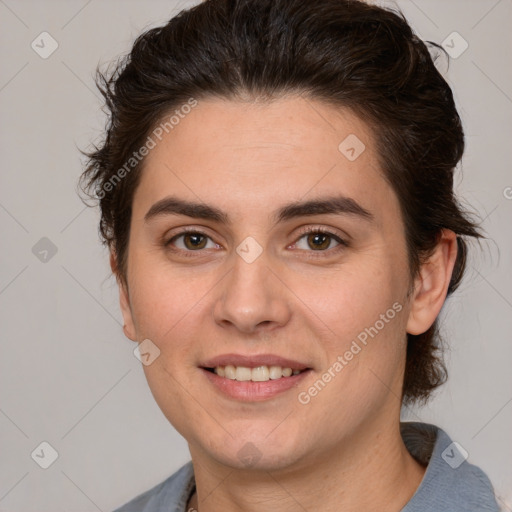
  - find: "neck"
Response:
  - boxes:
[187,420,426,512]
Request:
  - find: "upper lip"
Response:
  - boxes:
[201,353,310,371]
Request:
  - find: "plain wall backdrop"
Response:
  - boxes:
[0,0,511,510]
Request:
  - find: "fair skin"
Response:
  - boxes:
[113,95,457,512]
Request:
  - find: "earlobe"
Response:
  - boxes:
[406,230,458,335]
[119,281,137,341]
[110,251,137,341]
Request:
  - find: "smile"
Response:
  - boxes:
[207,365,304,382]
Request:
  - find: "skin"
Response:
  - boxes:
[114,95,458,512]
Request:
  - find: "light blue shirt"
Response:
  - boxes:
[113,422,499,511]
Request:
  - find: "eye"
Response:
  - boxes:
[163,226,348,256]
[292,227,348,253]
[165,229,219,251]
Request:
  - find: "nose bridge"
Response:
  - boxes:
[213,242,290,333]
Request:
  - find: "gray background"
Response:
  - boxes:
[0,0,510,510]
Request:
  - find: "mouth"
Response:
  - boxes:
[199,354,312,401]
[203,364,306,382]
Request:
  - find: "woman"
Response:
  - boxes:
[81,0,499,510]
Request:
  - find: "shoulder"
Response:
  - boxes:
[112,461,195,512]
[401,422,500,512]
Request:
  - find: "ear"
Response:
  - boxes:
[110,251,137,341]
[406,229,458,335]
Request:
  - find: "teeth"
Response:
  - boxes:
[282,367,292,377]
[269,365,283,380]
[213,365,303,382]
[251,366,269,382]
[235,366,252,381]
[224,365,236,380]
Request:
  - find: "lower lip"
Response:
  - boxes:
[201,368,311,401]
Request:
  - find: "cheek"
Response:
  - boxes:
[128,262,212,433]
[293,253,409,402]
[298,258,405,344]
[126,246,208,340]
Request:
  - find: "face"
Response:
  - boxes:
[118,95,418,472]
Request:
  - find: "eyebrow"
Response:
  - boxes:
[144,195,374,225]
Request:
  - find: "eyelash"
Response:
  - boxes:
[164,226,349,258]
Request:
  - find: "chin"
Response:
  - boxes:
[192,424,309,472]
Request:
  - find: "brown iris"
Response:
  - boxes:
[183,233,207,250]
[307,232,331,250]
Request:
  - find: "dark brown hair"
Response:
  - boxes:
[80,0,482,405]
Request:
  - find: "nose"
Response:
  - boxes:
[212,246,292,335]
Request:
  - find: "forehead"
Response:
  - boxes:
[132,95,399,227]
